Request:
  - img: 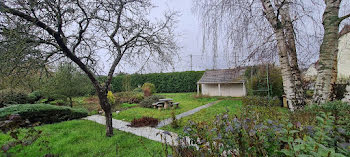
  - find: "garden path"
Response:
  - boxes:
[84,101,219,146]
[84,115,180,145]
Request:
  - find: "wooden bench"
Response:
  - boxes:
[152,102,164,108]
[171,102,180,109]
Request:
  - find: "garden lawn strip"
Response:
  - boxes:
[160,99,242,134]
[0,120,164,157]
[156,100,221,128]
[112,93,217,121]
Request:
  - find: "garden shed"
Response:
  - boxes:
[197,68,246,97]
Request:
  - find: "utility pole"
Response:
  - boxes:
[190,54,193,71]
[267,64,270,97]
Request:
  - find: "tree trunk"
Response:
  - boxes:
[97,91,114,137]
[313,0,341,105]
[280,5,306,106]
[275,30,297,111]
[69,97,73,108]
[261,0,301,110]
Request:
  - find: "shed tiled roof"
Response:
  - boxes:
[197,68,245,84]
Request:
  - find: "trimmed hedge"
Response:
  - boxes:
[0,104,88,124]
[110,71,204,93]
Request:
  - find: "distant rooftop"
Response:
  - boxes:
[340,25,350,37]
[197,68,245,84]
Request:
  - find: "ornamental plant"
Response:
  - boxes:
[107,91,116,105]
[142,83,156,97]
[172,104,350,156]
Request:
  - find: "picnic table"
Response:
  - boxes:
[152,98,180,110]
[159,98,173,109]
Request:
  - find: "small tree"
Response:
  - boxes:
[41,63,93,107]
[0,0,178,136]
[142,83,156,97]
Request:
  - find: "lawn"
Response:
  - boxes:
[160,99,242,134]
[0,120,164,157]
[112,93,217,121]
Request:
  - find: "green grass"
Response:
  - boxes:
[112,93,217,121]
[120,103,139,108]
[0,120,164,157]
[161,99,242,134]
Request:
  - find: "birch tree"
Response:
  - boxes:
[313,0,350,104]
[0,0,178,136]
[194,0,313,109]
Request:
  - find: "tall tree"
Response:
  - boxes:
[0,22,45,91]
[0,0,178,136]
[194,0,310,109]
[313,0,350,104]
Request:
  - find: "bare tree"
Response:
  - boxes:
[193,0,318,109]
[0,0,178,136]
[313,0,350,104]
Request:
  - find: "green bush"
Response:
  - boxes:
[110,71,205,93]
[49,99,68,106]
[242,96,281,106]
[133,87,142,93]
[0,89,29,107]
[115,92,144,104]
[0,104,88,124]
[27,91,42,103]
[140,95,165,108]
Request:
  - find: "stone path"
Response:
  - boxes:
[156,100,220,128]
[84,115,180,145]
[84,101,220,146]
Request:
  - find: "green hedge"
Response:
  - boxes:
[110,71,204,93]
[0,104,88,124]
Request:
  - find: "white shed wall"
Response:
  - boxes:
[338,33,350,79]
[201,83,246,97]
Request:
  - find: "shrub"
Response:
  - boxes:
[129,117,159,127]
[27,91,42,103]
[115,92,144,104]
[0,89,29,107]
[139,95,165,108]
[174,109,350,156]
[142,83,156,97]
[107,91,116,105]
[49,99,68,106]
[242,96,281,106]
[0,104,88,125]
[133,87,142,93]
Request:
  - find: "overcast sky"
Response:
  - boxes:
[105,0,349,74]
[106,0,233,74]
